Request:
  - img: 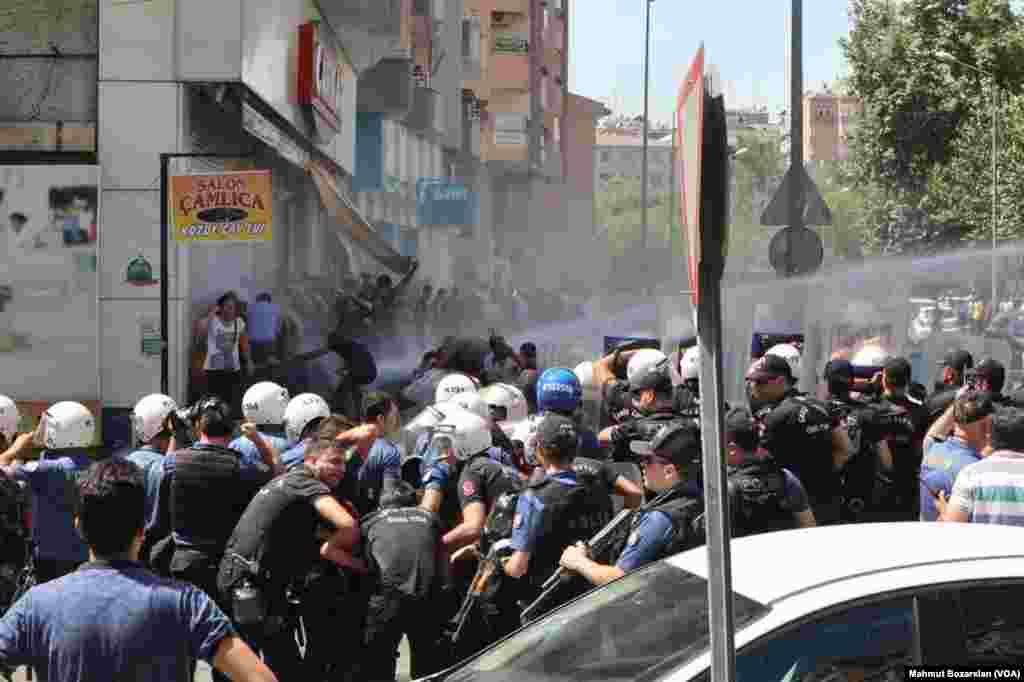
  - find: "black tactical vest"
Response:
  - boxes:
[727,459,792,537]
[170,444,246,552]
[604,485,705,564]
[522,476,613,591]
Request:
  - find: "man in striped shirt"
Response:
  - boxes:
[941,407,1024,526]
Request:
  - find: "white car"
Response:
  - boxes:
[427,523,1024,681]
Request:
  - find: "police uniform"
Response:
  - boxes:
[508,416,612,619]
[613,482,705,572]
[873,392,928,520]
[360,501,447,682]
[422,452,523,534]
[161,442,272,605]
[217,467,336,680]
[823,360,888,523]
[752,389,840,525]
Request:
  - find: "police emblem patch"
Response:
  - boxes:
[462,480,476,497]
[627,530,640,547]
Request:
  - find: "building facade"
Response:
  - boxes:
[803,91,862,163]
[0,0,600,433]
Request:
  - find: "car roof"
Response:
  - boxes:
[667,522,1024,605]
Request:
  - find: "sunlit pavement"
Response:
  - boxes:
[8,639,414,681]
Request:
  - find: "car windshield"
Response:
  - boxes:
[445,561,769,682]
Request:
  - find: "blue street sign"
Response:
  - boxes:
[416,178,478,227]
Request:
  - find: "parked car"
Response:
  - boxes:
[422,522,1024,682]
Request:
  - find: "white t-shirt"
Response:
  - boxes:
[203,315,246,372]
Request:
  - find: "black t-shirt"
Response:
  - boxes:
[361,507,443,598]
[223,468,332,584]
[874,393,928,491]
[826,394,884,457]
[925,388,957,425]
[457,456,523,511]
[755,392,838,503]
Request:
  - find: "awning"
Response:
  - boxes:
[307,160,415,276]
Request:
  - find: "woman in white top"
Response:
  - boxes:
[196,291,252,417]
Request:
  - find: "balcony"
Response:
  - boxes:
[404,86,443,134]
[358,57,416,116]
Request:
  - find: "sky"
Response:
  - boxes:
[569,0,854,123]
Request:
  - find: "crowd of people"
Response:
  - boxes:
[6,323,1024,681]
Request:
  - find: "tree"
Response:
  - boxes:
[842,0,1024,254]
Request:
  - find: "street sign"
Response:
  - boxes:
[768,225,823,276]
[760,165,832,226]
[676,45,705,305]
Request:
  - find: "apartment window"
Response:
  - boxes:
[0,0,98,154]
[600,150,610,163]
[413,0,430,16]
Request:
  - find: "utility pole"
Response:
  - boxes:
[788,0,804,278]
[641,0,653,258]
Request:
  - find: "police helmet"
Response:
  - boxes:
[447,391,491,421]
[192,395,234,437]
[132,393,178,444]
[434,373,477,404]
[573,361,599,401]
[506,414,542,467]
[649,421,702,471]
[0,395,19,443]
[765,344,801,381]
[536,367,582,414]
[478,383,529,423]
[43,401,96,450]
[430,409,492,461]
[283,393,330,444]
[679,346,701,382]
[242,381,290,425]
[627,349,668,384]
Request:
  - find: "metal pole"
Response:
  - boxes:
[160,155,170,395]
[992,84,999,307]
[788,0,804,277]
[641,0,652,255]
[698,259,737,682]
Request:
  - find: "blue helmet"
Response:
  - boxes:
[536,367,582,414]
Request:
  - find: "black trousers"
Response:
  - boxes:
[171,549,231,682]
[362,591,444,682]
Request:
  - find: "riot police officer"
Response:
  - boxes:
[598,359,685,463]
[746,353,850,525]
[419,409,523,550]
[822,358,891,523]
[279,393,332,470]
[559,422,705,586]
[229,382,290,472]
[502,415,613,604]
[873,357,929,520]
[925,350,973,425]
[724,407,816,536]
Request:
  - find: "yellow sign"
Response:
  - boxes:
[170,171,273,242]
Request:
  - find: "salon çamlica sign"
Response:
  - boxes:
[170,171,273,242]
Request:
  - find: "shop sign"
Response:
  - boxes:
[170,171,273,242]
[416,178,477,227]
[494,31,529,55]
[298,21,345,134]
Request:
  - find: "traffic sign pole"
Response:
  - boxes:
[789,0,804,277]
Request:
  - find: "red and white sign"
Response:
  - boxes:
[298,21,345,134]
[676,45,705,305]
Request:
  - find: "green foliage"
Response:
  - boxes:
[842,0,1024,254]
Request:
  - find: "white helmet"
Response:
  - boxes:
[132,394,178,444]
[0,395,19,443]
[430,409,492,461]
[434,373,477,404]
[283,393,330,443]
[765,344,801,380]
[679,346,701,382]
[573,362,599,402]
[447,392,491,421]
[242,381,291,425]
[627,349,668,384]
[478,383,529,423]
[43,401,96,450]
[851,344,890,369]
[505,414,542,466]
